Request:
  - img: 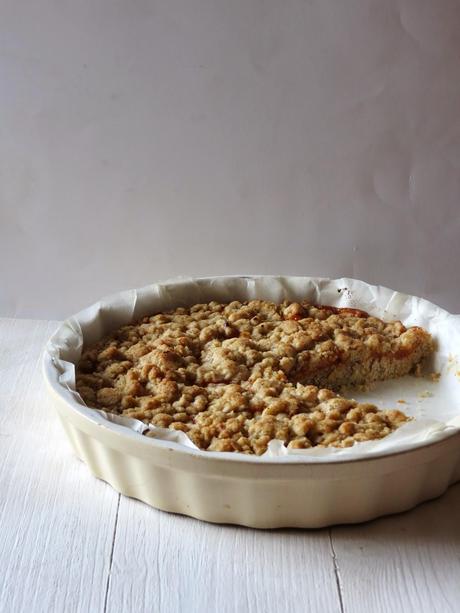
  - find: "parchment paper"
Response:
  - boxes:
[45,276,460,462]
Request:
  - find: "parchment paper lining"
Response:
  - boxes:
[46,276,460,462]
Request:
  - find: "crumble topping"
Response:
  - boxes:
[76,300,434,455]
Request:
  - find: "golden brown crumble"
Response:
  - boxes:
[76,300,433,455]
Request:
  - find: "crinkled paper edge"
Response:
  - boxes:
[45,275,460,463]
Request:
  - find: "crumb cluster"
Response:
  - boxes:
[76,300,433,454]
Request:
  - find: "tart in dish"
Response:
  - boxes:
[75,300,434,455]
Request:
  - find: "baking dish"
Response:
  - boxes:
[43,276,460,528]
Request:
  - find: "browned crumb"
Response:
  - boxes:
[429,372,441,382]
[76,299,433,454]
[397,399,407,404]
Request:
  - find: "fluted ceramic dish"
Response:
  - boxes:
[43,276,460,528]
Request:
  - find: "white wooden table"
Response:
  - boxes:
[1,318,459,613]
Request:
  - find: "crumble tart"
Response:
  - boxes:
[76,300,434,455]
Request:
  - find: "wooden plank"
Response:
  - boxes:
[0,319,119,613]
[331,483,460,613]
[105,496,342,613]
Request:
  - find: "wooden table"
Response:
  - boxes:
[1,318,459,613]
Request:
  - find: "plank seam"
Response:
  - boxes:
[103,494,121,613]
[329,529,345,613]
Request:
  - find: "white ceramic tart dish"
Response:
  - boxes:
[43,276,460,528]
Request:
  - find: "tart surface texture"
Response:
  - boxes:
[76,300,433,454]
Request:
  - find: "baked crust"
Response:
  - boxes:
[76,300,434,455]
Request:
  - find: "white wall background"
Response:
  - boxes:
[1,0,459,319]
